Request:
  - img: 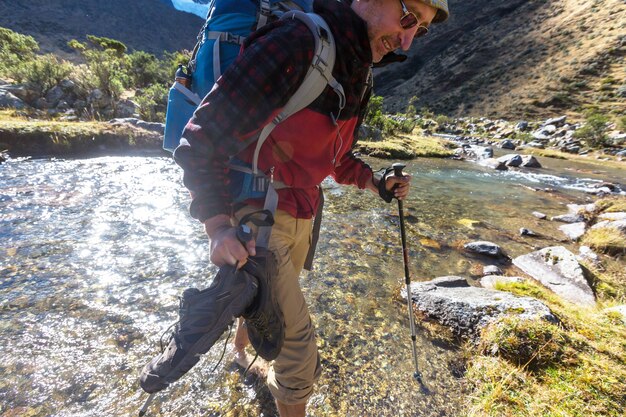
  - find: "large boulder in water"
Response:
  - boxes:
[401,276,557,341]
[497,154,523,167]
[513,246,596,306]
[520,155,542,168]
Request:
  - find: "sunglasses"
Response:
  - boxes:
[399,0,429,38]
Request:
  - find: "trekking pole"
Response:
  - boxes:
[392,163,424,386]
[138,393,156,416]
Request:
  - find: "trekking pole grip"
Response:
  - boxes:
[392,162,405,178]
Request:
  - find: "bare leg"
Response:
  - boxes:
[275,400,305,417]
[233,317,250,367]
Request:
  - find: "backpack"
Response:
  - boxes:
[162,0,342,153]
[163,1,347,269]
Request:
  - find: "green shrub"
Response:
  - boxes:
[86,35,127,56]
[69,39,126,99]
[134,84,168,122]
[126,51,169,88]
[14,54,72,95]
[573,110,610,148]
[0,27,39,76]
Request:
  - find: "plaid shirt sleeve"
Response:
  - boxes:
[174,21,314,222]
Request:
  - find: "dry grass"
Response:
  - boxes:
[581,228,626,254]
[356,131,455,159]
[465,280,626,417]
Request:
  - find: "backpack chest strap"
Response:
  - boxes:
[205,31,246,81]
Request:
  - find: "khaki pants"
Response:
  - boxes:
[233,207,321,405]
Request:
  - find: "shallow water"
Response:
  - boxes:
[0,154,622,416]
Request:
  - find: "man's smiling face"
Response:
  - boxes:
[352,0,438,63]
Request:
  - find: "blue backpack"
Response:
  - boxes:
[163,0,338,153]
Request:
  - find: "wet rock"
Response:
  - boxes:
[483,265,503,275]
[598,212,626,221]
[520,228,538,236]
[542,125,557,135]
[115,99,139,118]
[358,124,383,141]
[543,116,567,127]
[478,158,507,170]
[526,141,545,149]
[35,97,49,109]
[551,213,584,223]
[479,146,494,159]
[402,276,557,341]
[567,203,596,214]
[592,219,626,233]
[109,117,165,134]
[520,155,542,168]
[532,211,547,219]
[0,90,26,109]
[498,154,523,167]
[559,222,586,241]
[591,182,618,192]
[480,275,524,290]
[512,246,596,306]
[0,83,39,103]
[515,121,529,131]
[464,241,505,258]
[45,86,65,107]
[499,139,516,150]
[577,246,600,265]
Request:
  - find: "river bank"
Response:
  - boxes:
[1,117,626,416]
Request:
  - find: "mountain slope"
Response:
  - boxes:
[376,0,626,120]
[0,0,203,58]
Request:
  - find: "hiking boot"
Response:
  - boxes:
[241,248,285,361]
[139,265,259,393]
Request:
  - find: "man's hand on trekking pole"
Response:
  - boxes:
[204,215,256,268]
[372,166,411,203]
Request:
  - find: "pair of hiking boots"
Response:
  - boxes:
[139,247,284,393]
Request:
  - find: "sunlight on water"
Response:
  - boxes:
[0,154,617,416]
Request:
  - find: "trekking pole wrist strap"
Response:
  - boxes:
[374,167,395,203]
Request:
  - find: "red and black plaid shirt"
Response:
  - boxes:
[175,0,375,222]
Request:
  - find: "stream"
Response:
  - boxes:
[0,153,623,416]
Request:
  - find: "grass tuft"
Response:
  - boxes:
[465,280,626,416]
[581,227,626,255]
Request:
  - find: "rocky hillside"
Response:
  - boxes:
[0,0,203,58]
[376,0,626,120]
[1,0,624,121]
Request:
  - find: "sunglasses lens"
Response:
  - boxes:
[415,26,428,38]
[400,13,418,30]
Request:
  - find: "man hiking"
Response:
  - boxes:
[142,0,449,415]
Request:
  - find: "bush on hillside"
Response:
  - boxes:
[13,54,72,95]
[69,39,126,99]
[0,27,39,77]
[574,110,610,148]
[127,51,168,88]
[364,95,416,136]
[134,84,168,122]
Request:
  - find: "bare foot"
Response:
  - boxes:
[233,348,269,379]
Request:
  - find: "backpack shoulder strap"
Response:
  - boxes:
[251,11,345,174]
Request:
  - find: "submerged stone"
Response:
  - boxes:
[464,241,505,258]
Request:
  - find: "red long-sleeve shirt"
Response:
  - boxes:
[174,0,374,222]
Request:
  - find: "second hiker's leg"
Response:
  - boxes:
[233,317,249,365]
